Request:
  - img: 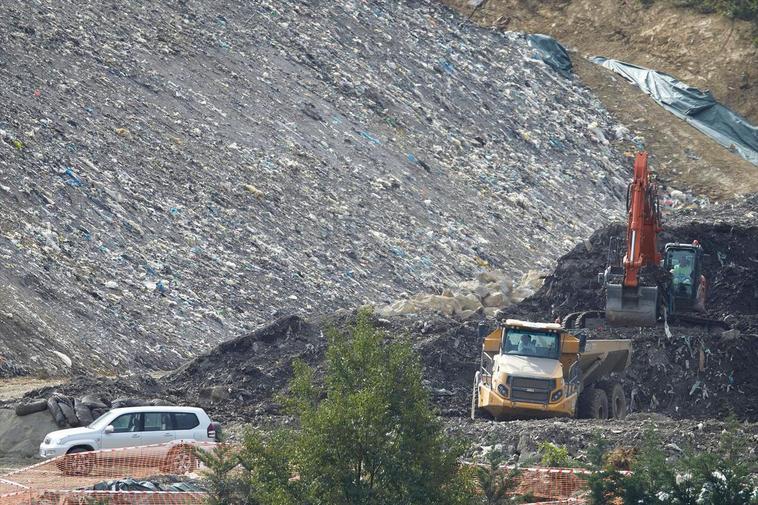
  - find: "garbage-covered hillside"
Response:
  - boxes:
[19,196,755,426]
[0,0,629,375]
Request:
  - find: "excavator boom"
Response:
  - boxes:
[605,152,661,327]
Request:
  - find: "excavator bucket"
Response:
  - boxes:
[606,283,658,327]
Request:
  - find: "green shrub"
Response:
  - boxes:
[587,428,758,505]
[474,450,520,504]
[538,442,574,468]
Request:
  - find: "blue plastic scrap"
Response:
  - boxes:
[359,131,381,145]
[591,57,758,165]
[63,167,83,187]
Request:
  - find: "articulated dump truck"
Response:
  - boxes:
[472,319,632,420]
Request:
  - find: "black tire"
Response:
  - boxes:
[15,399,48,416]
[58,401,79,427]
[603,383,627,420]
[80,394,109,409]
[74,399,94,426]
[578,387,609,419]
[59,447,94,476]
[47,397,67,427]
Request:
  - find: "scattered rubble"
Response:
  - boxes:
[3,197,756,460]
[447,416,758,466]
[0,0,629,375]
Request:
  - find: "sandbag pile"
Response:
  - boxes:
[14,394,172,428]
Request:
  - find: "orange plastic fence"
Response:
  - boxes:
[2,443,609,504]
[0,442,215,504]
[515,466,590,501]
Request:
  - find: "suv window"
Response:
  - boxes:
[142,412,174,432]
[111,413,139,433]
[172,412,200,430]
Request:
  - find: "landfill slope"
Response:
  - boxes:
[0,0,628,374]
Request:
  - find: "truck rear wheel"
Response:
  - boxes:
[603,383,627,419]
[578,387,608,419]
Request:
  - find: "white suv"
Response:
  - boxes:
[39,406,220,475]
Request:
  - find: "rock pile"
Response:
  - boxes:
[377,269,547,318]
[0,0,628,375]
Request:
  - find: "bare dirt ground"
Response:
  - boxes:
[0,378,59,402]
[443,0,758,201]
[574,57,758,200]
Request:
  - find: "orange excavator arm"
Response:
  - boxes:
[603,152,661,327]
[622,152,662,288]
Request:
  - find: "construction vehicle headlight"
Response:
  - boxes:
[551,390,563,402]
[497,384,508,397]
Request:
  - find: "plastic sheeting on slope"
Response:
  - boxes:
[527,34,572,79]
[591,57,758,165]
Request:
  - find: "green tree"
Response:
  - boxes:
[202,309,476,505]
[196,442,248,505]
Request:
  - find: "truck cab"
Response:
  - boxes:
[473,319,631,420]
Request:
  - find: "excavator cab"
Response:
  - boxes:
[663,242,704,313]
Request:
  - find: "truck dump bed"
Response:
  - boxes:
[578,339,632,386]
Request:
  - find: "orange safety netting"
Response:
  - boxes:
[0,442,216,505]
[2,443,611,504]
[514,466,590,501]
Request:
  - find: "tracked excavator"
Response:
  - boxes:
[600,152,707,327]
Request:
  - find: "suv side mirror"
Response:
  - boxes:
[104,425,114,434]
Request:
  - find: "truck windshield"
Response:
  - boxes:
[503,329,559,359]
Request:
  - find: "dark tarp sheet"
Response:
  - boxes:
[527,34,572,79]
[591,56,758,166]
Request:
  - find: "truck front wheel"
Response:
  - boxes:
[578,387,608,419]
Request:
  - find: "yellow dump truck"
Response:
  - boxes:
[472,319,632,420]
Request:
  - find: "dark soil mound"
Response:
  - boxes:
[518,195,758,320]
